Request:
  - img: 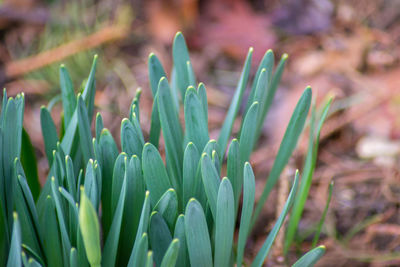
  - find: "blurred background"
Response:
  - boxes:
[1,0,400,266]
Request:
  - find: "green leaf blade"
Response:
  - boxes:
[252,87,312,227]
[184,199,213,267]
[214,178,235,267]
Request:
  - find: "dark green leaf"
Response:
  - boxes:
[20,128,40,201]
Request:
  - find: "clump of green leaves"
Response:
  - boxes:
[0,32,331,267]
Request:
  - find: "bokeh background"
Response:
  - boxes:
[1,0,400,266]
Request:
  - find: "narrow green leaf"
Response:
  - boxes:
[214,178,235,267]
[252,87,312,227]
[183,142,201,207]
[50,178,72,266]
[284,97,332,254]
[127,191,151,267]
[197,83,208,123]
[0,88,8,123]
[240,68,268,138]
[60,64,76,128]
[312,182,333,248]
[239,101,259,163]
[154,189,178,232]
[149,211,173,266]
[77,225,89,267]
[211,149,221,174]
[173,32,195,97]
[59,186,79,246]
[3,95,24,225]
[227,139,241,212]
[292,246,326,267]
[13,162,43,258]
[185,199,213,267]
[203,139,219,157]
[129,88,142,123]
[173,215,189,267]
[146,251,153,267]
[82,55,98,120]
[118,155,145,266]
[200,153,221,220]
[41,196,63,267]
[70,248,78,267]
[149,94,161,148]
[77,95,94,164]
[97,128,119,237]
[236,162,256,266]
[131,233,148,267]
[61,55,97,156]
[7,212,21,267]
[148,53,166,97]
[255,54,288,141]
[186,61,196,87]
[121,118,144,158]
[25,257,42,267]
[20,128,40,200]
[160,239,180,267]
[111,153,127,218]
[0,165,8,267]
[102,178,127,267]
[65,156,77,200]
[184,86,209,151]
[170,67,180,110]
[142,143,172,206]
[22,243,45,266]
[244,50,274,115]
[84,160,100,211]
[218,47,253,158]
[157,77,183,193]
[95,112,103,140]
[251,171,300,267]
[79,190,101,267]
